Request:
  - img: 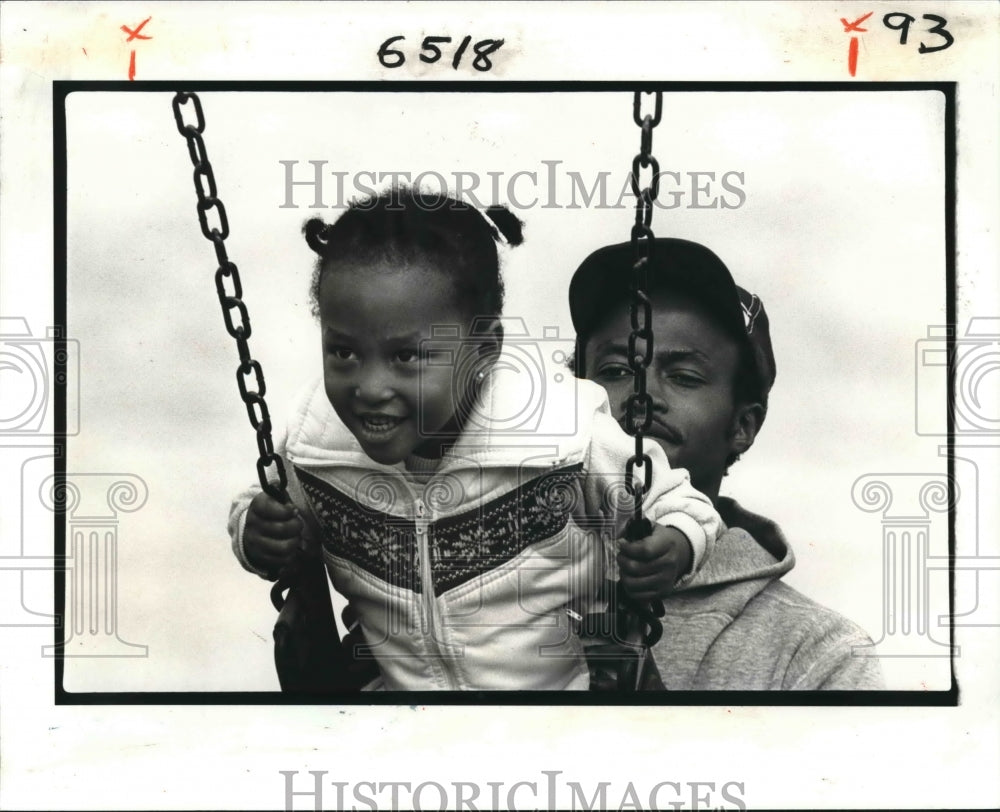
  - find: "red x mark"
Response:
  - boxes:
[841,12,873,33]
[840,12,873,77]
[121,16,153,42]
[120,17,153,81]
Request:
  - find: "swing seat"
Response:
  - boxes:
[581,581,666,691]
[272,558,362,694]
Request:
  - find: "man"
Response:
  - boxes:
[569,238,884,689]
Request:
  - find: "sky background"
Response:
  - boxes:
[59,87,951,692]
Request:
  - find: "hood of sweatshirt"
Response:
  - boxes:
[677,496,794,597]
[651,496,796,689]
[651,497,886,690]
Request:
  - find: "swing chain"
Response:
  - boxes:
[625,91,662,529]
[620,90,666,680]
[171,91,288,503]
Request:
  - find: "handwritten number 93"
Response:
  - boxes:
[883,12,954,53]
[378,35,505,72]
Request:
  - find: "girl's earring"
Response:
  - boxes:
[470,368,487,394]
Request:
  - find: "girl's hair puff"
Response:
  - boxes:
[304,186,523,328]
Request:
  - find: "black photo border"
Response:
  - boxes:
[52,80,958,707]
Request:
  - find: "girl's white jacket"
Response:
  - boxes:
[229,367,720,690]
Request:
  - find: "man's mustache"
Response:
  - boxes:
[616,408,683,445]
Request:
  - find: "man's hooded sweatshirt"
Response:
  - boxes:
[651,497,884,690]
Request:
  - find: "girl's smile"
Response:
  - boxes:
[354,412,407,444]
[318,258,488,466]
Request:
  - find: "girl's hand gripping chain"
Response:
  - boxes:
[617,524,693,603]
[244,491,306,580]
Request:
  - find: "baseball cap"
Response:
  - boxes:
[569,238,776,406]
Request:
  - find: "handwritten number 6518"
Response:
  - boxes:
[377,35,505,71]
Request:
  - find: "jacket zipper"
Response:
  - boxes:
[414,498,458,689]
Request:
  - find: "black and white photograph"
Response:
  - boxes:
[1,2,997,810]
[56,85,951,697]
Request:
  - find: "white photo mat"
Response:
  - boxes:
[1,2,997,809]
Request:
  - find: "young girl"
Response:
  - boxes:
[228,186,720,690]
